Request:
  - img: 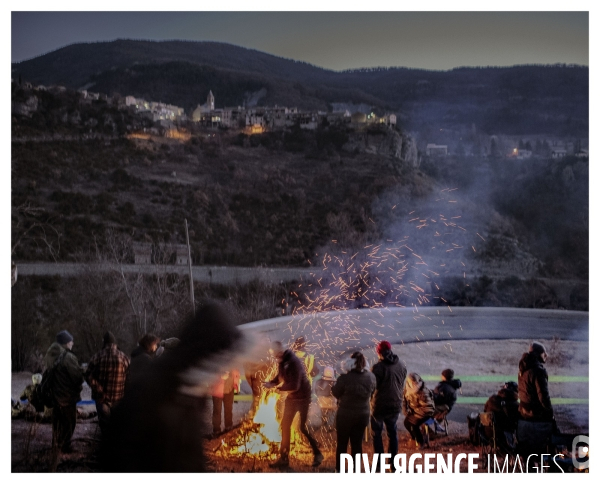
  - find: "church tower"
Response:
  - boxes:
[207,90,215,111]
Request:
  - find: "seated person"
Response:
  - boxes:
[14,373,52,421]
[432,368,462,431]
[484,381,519,449]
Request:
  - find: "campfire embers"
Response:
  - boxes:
[217,391,310,461]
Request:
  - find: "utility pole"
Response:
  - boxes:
[184,219,195,314]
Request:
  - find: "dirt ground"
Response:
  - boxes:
[11,338,588,472]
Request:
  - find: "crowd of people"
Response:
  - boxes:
[14,314,556,472]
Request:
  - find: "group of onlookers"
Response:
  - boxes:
[27,329,178,454]
[18,322,555,472]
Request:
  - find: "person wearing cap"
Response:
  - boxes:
[44,330,84,453]
[332,352,376,473]
[371,340,407,469]
[264,341,324,469]
[432,368,462,431]
[315,366,337,425]
[85,331,130,433]
[518,341,554,422]
[293,336,320,382]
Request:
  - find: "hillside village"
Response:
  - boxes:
[12,78,588,162]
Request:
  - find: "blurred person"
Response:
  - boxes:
[211,368,240,435]
[44,330,84,453]
[243,357,271,419]
[402,373,435,448]
[332,352,376,473]
[265,341,323,469]
[102,301,249,472]
[371,340,407,468]
[85,331,130,434]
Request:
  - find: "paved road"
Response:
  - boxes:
[15,262,314,285]
[240,306,589,357]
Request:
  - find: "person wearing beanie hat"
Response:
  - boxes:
[85,331,130,434]
[518,341,554,422]
[44,330,84,453]
[432,368,462,432]
[371,340,407,471]
[56,330,74,347]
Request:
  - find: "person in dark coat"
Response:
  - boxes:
[518,342,554,422]
[102,301,248,472]
[332,352,376,473]
[432,368,462,430]
[484,381,520,433]
[402,373,435,448]
[371,340,407,467]
[264,341,323,469]
[44,330,84,453]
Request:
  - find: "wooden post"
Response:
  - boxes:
[184,219,195,314]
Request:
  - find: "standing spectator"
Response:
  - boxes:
[332,352,376,473]
[264,341,323,469]
[44,330,84,453]
[128,333,161,384]
[131,333,161,360]
[518,342,554,422]
[432,368,462,431]
[517,342,556,463]
[371,340,407,468]
[211,368,240,435]
[85,331,130,434]
[315,366,337,426]
[294,336,320,381]
[402,373,435,448]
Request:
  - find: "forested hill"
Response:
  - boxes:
[12,39,588,135]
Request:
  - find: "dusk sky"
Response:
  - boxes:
[11,11,589,71]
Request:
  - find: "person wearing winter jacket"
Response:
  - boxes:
[44,330,84,453]
[332,352,376,473]
[484,381,520,432]
[264,341,323,469]
[402,373,435,448]
[432,368,462,430]
[518,342,554,422]
[371,340,407,467]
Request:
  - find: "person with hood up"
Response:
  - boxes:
[264,341,324,469]
[432,368,462,431]
[518,341,554,422]
[332,351,376,473]
[517,342,556,462]
[371,340,407,468]
[484,381,520,449]
[44,330,84,453]
[402,373,435,448]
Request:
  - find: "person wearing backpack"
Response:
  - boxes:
[44,330,84,453]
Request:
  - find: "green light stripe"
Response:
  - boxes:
[421,375,588,383]
[457,397,588,405]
